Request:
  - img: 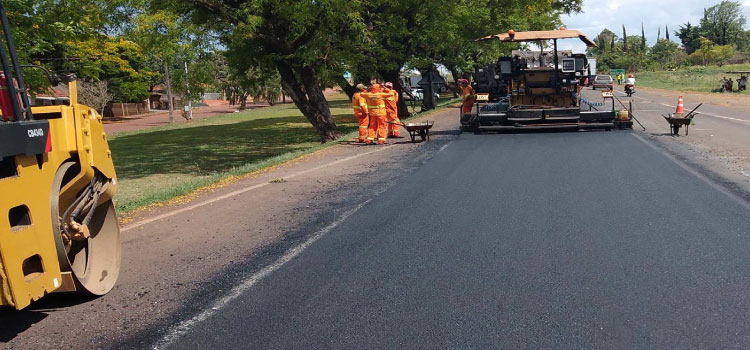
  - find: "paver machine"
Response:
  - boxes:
[462,29,615,132]
[0,3,120,310]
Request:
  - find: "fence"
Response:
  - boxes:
[104,101,150,119]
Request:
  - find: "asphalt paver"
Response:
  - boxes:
[151,130,750,349]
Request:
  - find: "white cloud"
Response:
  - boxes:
[560,0,750,53]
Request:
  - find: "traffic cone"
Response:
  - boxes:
[675,96,685,116]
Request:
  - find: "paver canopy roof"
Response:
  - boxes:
[475,30,597,48]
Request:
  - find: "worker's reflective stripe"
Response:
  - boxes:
[367,104,385,108]
[378,137,387,141]
[384,97,394,101]
[358,125,368,129]
[352,105,362,109]
[367,137,375,140]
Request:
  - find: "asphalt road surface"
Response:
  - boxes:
[135,129,750,349]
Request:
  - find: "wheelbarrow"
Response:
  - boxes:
[390,120,434,142]
[663,103,702,136]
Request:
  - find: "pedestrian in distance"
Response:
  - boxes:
[383,82,402,138]
[351,84,369,143]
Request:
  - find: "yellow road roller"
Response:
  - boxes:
[0,3,120,310]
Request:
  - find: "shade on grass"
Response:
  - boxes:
[109,95,356,212]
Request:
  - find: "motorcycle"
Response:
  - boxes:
[625,84,635,97]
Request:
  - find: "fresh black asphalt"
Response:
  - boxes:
[162,130,750,349]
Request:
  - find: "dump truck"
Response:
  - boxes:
[462,29,615,132]
[0,4,120,310]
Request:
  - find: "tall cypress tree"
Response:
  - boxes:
[641,23,646,51]
[623,25,628,52]
[666,24,670,41]
[657,26,661,41]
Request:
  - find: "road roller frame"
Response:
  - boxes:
[0,3,120,310]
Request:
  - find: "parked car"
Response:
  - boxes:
[402,87,423,101]
[592,75,613,90]
[401,87,440,102]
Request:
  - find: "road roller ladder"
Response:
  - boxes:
[0,2,121,310]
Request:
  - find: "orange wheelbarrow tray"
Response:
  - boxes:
[391,120,434,142]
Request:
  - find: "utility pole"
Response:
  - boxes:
[184,61,193,120]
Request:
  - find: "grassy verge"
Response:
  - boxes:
[636,64,750,93]
[110,93,459,214]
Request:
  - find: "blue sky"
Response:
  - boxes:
[559,0,750,53]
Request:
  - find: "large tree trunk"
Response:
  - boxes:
[239,93,248,110]
[338,76,357,99]
[276,60,340,142]
[379,69,410,119]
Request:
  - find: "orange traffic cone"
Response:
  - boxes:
[675,96,685,115]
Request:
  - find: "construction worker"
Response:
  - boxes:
[362,84,390,144]
[459,79,474,114]
[383,82,401,138]
[351,84,369,142]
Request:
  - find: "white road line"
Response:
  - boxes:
[631,133,750,211]
[609,90,750,125]
[654,101,750,124]
[439,142,452,152]
[122,144,396,232]
[151,198,373,350]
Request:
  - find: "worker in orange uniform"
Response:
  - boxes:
[459,79,475,114]
[362,84,390,144]
[351,83,369,143]
[383,82,401,138]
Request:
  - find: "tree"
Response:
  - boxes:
[641,23,647,52]
[700,1,746,48]
[713,44,735,66]
[180,0,365,142]
[590,28,617,55]
[65,37,158,103]
[355,0,581,116]
[77,80,113,114]
[130,10,189,123]
[676,22,704,54]
[4,0,142,93]
[649,39,680,69]
[690,37,718,65]
[622,25,628,52]
[666,24,670,41]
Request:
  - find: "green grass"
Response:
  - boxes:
[109,93,459,214]
[636,64,750,93]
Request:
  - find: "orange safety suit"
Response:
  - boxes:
[461,85,475,113]
[384,88,401,137]
[362,85,390,144]
[352,91,369,142]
